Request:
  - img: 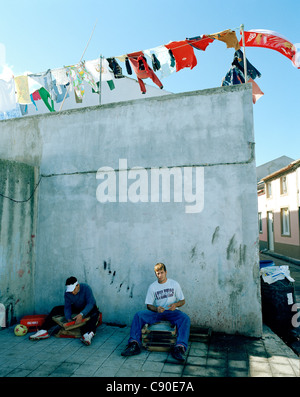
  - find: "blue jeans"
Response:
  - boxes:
[128,309,191,351]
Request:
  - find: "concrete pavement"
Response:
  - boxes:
[0,322,299,378]
[1,252,299,379]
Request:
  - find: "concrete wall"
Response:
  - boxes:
[0,84,262,336]
[0,159,38,325]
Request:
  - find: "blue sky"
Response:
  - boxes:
[0,0,299,166]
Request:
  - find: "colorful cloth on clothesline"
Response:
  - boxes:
[232,50,261,80]
[222,50,263,104]
[0,78,17,112]
[208,29,240,50]
[143,45,176,79]
[165,40,197,72]
[14,75,31,105]
[186,35,214,51]
[127,52,163,94]
[240,29,299,68]
[85,58,114,83]
[28,69,56,101]
[51,68,70,85]
[66,63,98,100]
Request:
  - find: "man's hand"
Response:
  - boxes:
[73,313,83,324]
[157,306,165,313]
[168,303,177,311]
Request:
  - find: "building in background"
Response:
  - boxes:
[258,158,300,260]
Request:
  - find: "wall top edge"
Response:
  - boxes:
[0,84,252,125]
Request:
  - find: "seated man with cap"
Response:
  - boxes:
[29,276,100,345]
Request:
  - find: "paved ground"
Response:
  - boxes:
[0,322,299,378]
[0,252,299,380]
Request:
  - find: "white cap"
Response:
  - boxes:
[66,281,78,293]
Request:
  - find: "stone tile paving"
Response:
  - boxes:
[0,323,299,378]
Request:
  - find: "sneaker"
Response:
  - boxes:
[121,341,141,357]
[171,345,185,362]
[81,332,94,346]
[29,329,50,340]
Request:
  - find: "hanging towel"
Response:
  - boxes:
[85,58,114,83]
[28,69,57,101]
[52,68,70,85]
[144,45,176,78]
[14,75,31,104]
[208,29,240,50]
[0,78,17,112]
[165,40,197,72]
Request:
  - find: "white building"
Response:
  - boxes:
[258,159,300,260]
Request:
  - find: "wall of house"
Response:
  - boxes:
[258,169,300,259]
[0,84,262,337]
[0,159,38,325]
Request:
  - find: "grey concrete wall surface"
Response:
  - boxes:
[0,159,38,325]
[0,84,262,337]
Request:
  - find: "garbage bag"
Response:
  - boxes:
[261,276,297,343]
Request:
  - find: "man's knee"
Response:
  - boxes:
[177,311,190,326]
[133,310,148,318]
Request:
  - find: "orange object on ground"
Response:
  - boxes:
[20,315,47,331]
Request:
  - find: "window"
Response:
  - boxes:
[280,176,287,195]
[258,213,263,233]
[266,182,272,198]
[281,208,290,236]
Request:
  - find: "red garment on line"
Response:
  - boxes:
[186,35,214,51]
[127,51,163,94]
[165,40,197,72]
[31,90,41,100]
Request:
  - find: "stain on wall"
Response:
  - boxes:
[0,159,39,325]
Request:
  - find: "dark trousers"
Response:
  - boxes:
[42,305,100,335]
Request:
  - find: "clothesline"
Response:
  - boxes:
[58,29,238,71]
[0,25,299,119]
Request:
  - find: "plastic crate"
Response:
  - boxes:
[20,315,47,331]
